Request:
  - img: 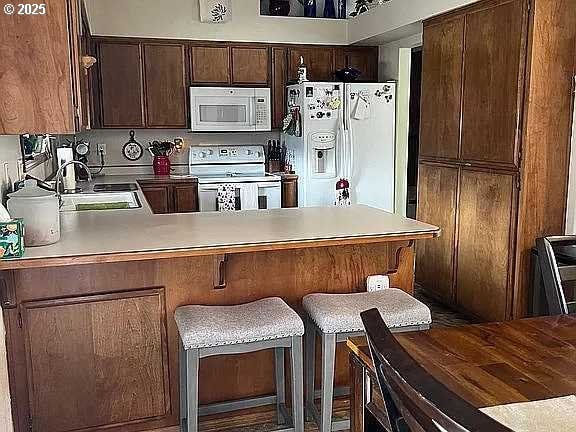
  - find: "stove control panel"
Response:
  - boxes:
[189,145,265,164]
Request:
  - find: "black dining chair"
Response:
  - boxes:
[360,308,513,432]
[536,236,576,315]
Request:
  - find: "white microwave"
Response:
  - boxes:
[190,87,271,132]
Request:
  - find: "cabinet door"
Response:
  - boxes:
[416,163,459,303]
[141,185,172,214]
[456,169,516,321]
[0,0,76,134]
[420,17,464,160]
[173,184,199,213]
[98,42,145,127]
[461,0,526,166]
[335,47,379,82]
[231,47,269,85]
[272,47,288,129]
[144,44,187,128]
[288,47,334,82]
[190,46,231,84]
[21,290,169,432]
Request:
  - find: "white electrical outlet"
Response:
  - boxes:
[97,143,107,155]
[366,275,390,292]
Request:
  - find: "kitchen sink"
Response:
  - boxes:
[60,192,141,212]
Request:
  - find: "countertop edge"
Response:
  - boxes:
[0,229,439,270]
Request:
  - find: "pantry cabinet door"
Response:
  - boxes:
[416,163,459,303]
[460,0,527,166]
[144,44,187,128]
[288,47,334,82]
[98,42,145,127]
[420,16,464,160]
[456,169,516,321]
[21,289,169,432]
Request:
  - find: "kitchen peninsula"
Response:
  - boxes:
[0,189,438,432]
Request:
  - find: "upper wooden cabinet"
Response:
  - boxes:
[144,43,187,128]
[334,47,379,82]
[420,16,464,160]
[91,39,379,129]
[190,45,231,84]
[461,0,526,166]
[98,42,145,128]
[272,47,288,129]
[231,46,270,85]
[0,0,87,134]
[94,40,187,129]
[288,47,335,81]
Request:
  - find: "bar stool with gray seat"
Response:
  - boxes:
[175,297,305,432]
[302,288,432,432]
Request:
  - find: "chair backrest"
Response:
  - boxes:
[536,236,576,315]
[360,308,513,432]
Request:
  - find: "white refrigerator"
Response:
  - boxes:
[283,81,396,211]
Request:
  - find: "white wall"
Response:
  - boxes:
[348,0,478,44]
[0,136,17,432]
[379,34,422,216]
[84,0,348,44]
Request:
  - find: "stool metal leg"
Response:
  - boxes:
[305,322,316,420]
[275,347,287,425]
[320,333,336,432]
[185,348,200,432]
[179,344,188,427]
[291,335,305,432]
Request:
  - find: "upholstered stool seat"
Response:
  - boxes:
[302,289,431,432]
[303,289,431,334]
[175,297,305,349]
[176,297,305,432]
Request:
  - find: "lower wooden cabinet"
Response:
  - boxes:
[20,289,169,432]
[138,178,199,214]
[416,163,459,304]
[456,169,516,321]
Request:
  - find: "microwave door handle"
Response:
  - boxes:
[249,97,257,125]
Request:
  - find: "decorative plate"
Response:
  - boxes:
[122,130,143,161]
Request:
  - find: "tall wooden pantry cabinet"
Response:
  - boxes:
[416,0,576,321]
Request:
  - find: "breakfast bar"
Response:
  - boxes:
[0,203,438,432]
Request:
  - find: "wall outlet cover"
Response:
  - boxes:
[366,275,390,292]
[97,143,107,155]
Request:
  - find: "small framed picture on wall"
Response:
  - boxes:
[199,0,232,23]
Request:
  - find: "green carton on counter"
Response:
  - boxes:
[0,219,25,259]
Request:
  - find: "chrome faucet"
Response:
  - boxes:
[55,161,93,195]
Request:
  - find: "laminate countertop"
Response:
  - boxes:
[0,176,440,269]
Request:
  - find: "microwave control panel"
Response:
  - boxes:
[255,98,268,125]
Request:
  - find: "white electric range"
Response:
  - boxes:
[189,145,282,212]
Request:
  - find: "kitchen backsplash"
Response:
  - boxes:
[77,129,281,175]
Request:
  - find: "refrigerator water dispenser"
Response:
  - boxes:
[310,131,336,178]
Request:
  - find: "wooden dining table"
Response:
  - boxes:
[346,315,576,432]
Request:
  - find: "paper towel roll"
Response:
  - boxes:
[0,203,10,222]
